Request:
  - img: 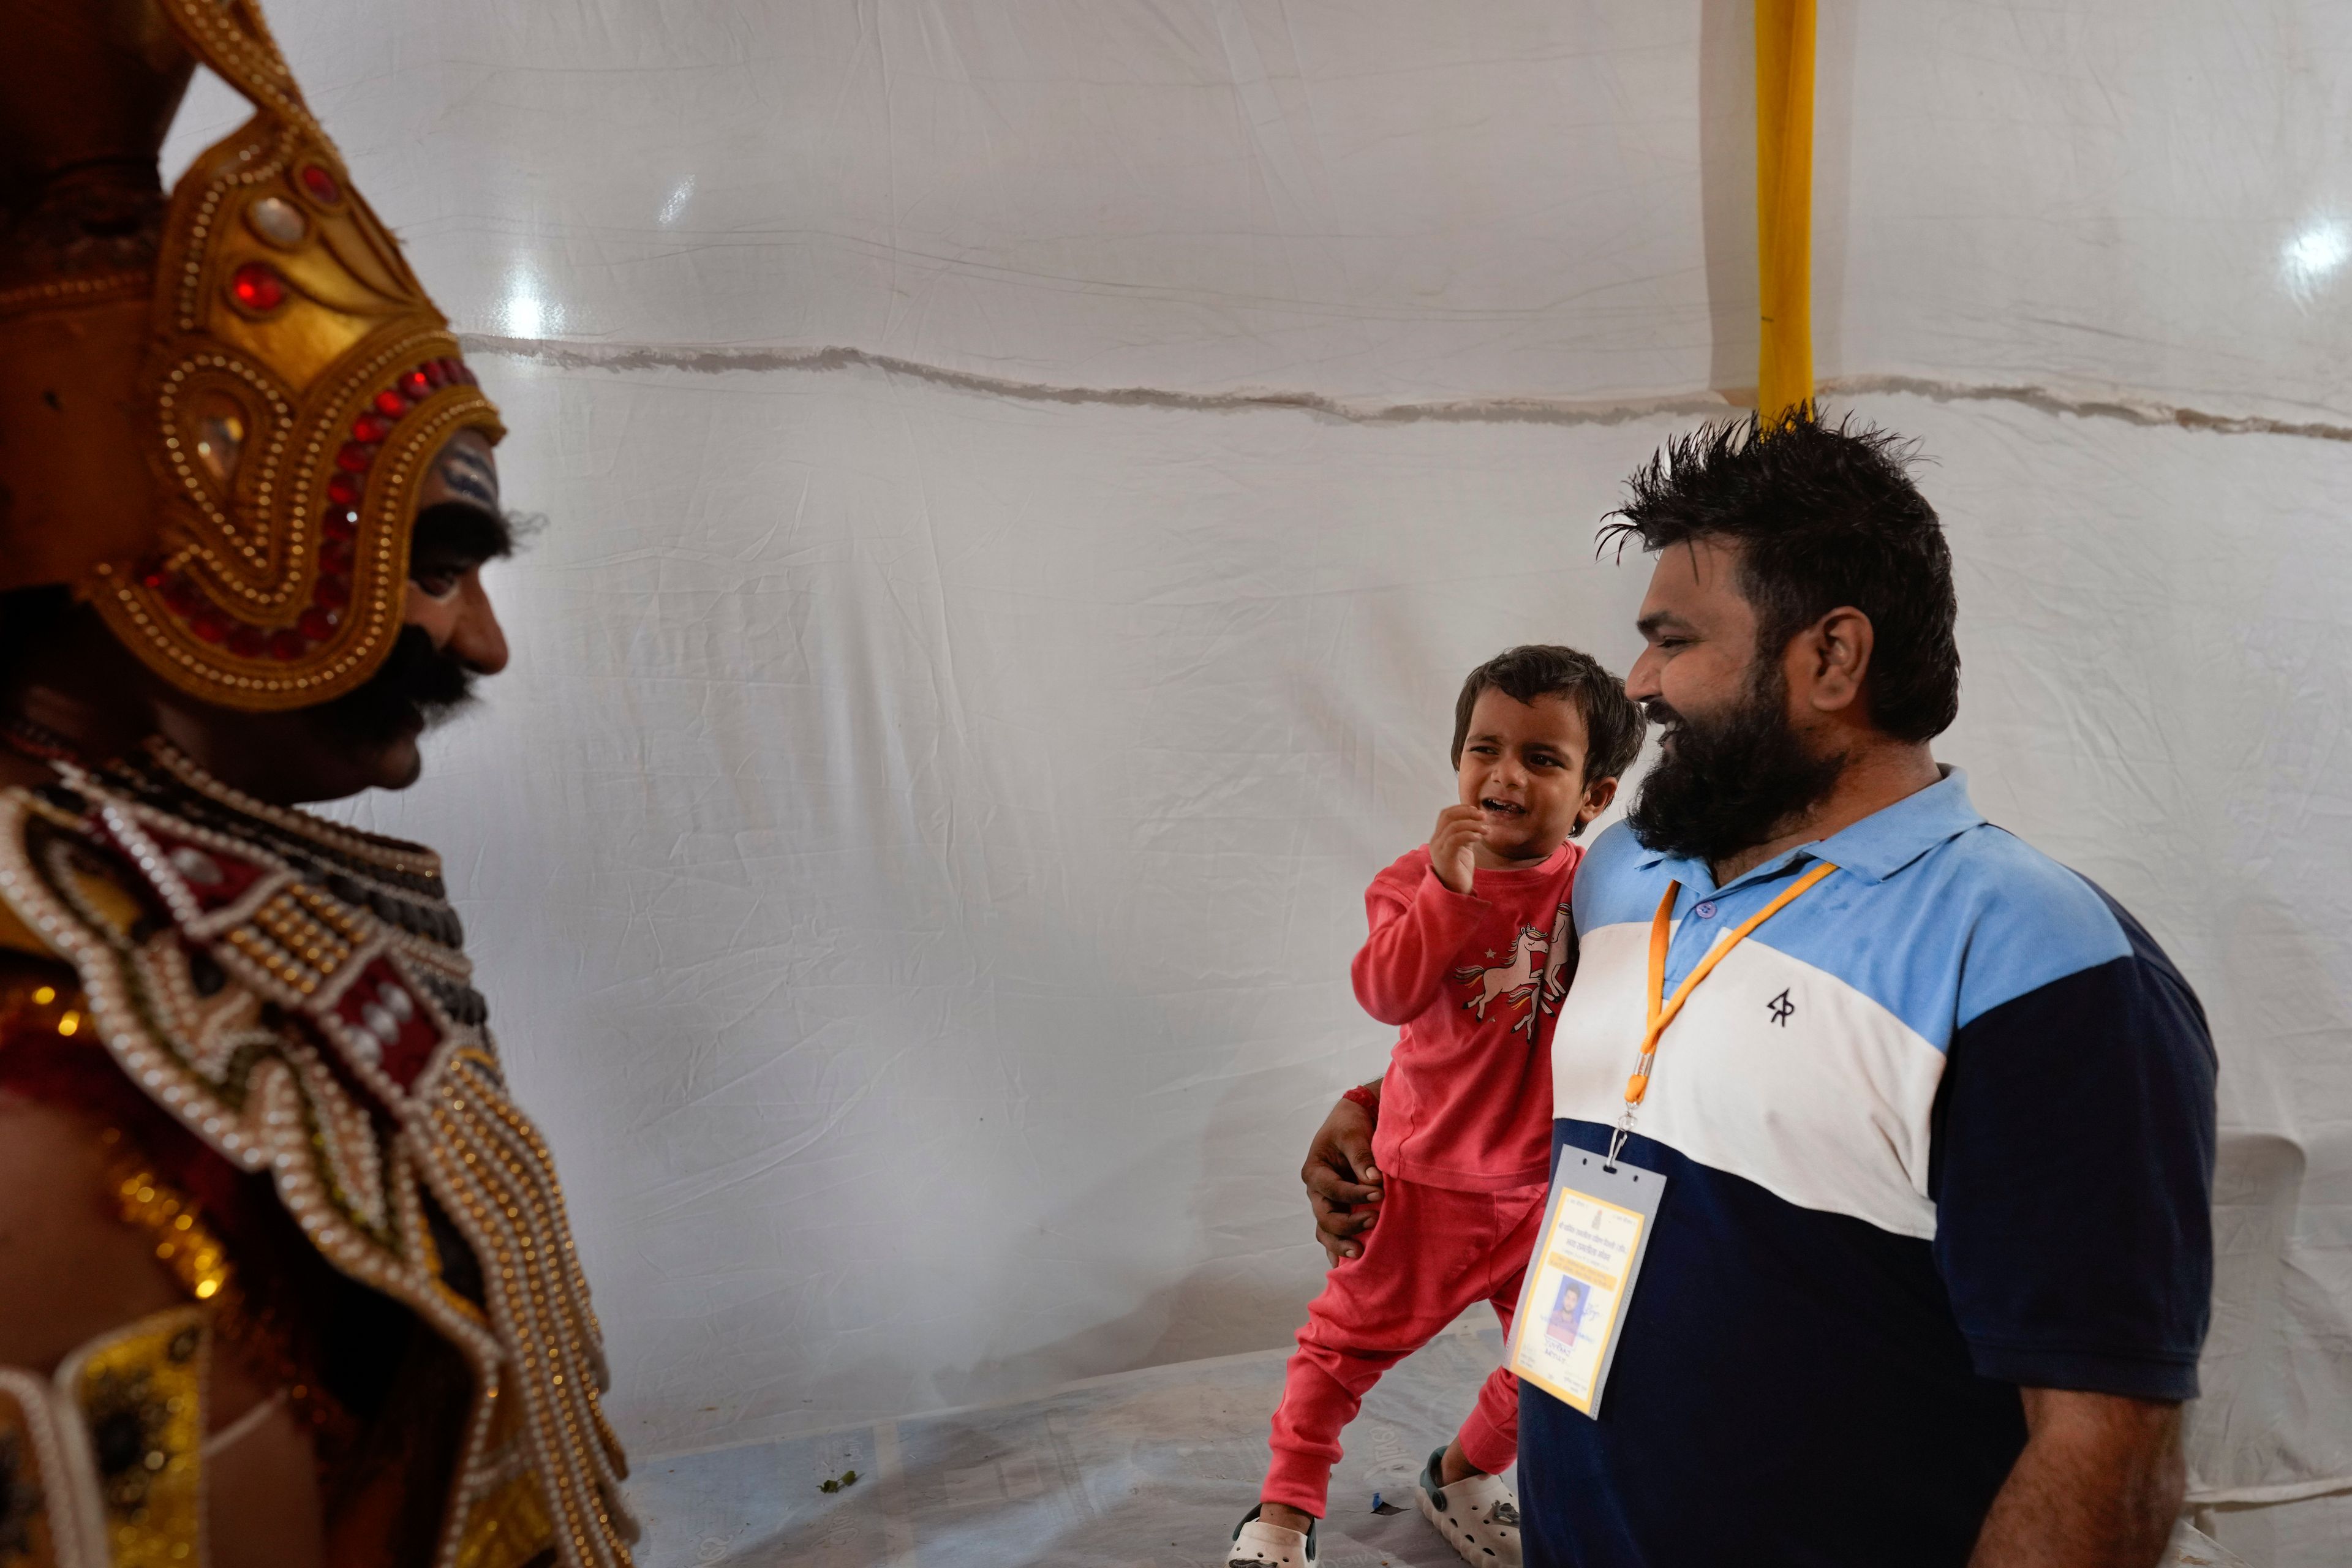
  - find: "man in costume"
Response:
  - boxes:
[0,3,634,1565]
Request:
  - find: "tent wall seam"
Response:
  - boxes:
[458,337,2352,447]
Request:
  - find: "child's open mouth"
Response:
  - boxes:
[1480,798,1526,816]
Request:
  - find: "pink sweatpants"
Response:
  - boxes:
[1262,1173,1548,1518]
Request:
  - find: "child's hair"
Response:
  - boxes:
[1449,644,1646,785]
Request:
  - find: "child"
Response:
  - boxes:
[1227,646,1645,1568]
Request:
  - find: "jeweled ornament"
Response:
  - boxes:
[227,261,286,314]
[246,195,306,247]
[193,410,245,484]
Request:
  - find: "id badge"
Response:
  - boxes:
[1506,1147,1666,1418]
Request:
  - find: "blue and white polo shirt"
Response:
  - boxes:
[1520,769,2215,1568]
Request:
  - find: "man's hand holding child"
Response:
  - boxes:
[1303,1090,1382,1264]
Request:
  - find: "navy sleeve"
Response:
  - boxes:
[1928,884,2217,1400]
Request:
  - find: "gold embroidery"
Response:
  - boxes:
[0,965,78,1043]
[451,1468,558,1568]
[64,1309,208,1568]
[108,1164,233,1305]
[0,749,636,1566]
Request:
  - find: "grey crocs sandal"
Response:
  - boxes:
[1228,1503,1318,1568]
[1415,1446,1522,1566]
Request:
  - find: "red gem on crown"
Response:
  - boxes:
[320,538,356,573]
[268,630,309,662]
[299,608,340,641]
[298,165,342,203]
[229,262,287,314]
[327,472,361,506]
[399,369,432,400]
[321,507,360,541]
[373,390,407,418]
[334,442,377,473]
[312,575,352,610]
[227,625,268,659]
[351,412,392,445]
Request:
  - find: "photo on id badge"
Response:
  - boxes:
[1545,1275,1591,1350]
[1508,1156,1662,1417]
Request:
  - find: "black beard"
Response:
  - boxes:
[1627,661,1846,865]
[313,625,478,747]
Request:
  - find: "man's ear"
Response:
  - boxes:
[1572,774,1619,835]
[1801,606,1875,715]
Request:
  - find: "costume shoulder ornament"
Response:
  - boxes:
[0,744,636,1568]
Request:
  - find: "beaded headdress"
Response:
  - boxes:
[0,0,501,711]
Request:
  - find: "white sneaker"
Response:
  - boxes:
[1415,1447,1522,1566]
[1227,1505,1318,1568]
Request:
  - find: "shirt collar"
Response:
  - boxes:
[1632,766,1985,894]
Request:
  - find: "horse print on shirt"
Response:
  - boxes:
[1453,903,1576,1038]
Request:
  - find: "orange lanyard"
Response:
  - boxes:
[1608,860,1839,1163]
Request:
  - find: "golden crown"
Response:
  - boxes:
[0,0,502,710]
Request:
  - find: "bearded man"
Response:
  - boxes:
[0,4,632,1566]
[1304,415,2214,1567]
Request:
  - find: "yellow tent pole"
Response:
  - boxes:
[1754,0,1816,423]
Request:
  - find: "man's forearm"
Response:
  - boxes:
[1968,1390,2184,1568]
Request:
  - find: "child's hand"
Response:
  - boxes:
[1430,804,1485,895]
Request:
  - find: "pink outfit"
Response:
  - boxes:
[1357,843,1580,1191]
[1262,1176,1547,1515]
[1264,842,1583,1516]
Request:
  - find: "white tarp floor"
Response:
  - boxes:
[628,1322,2248,1568]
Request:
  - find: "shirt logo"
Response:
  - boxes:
[1766,989,1795,1027]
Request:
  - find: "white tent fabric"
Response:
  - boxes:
[164,4,2352,1562]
